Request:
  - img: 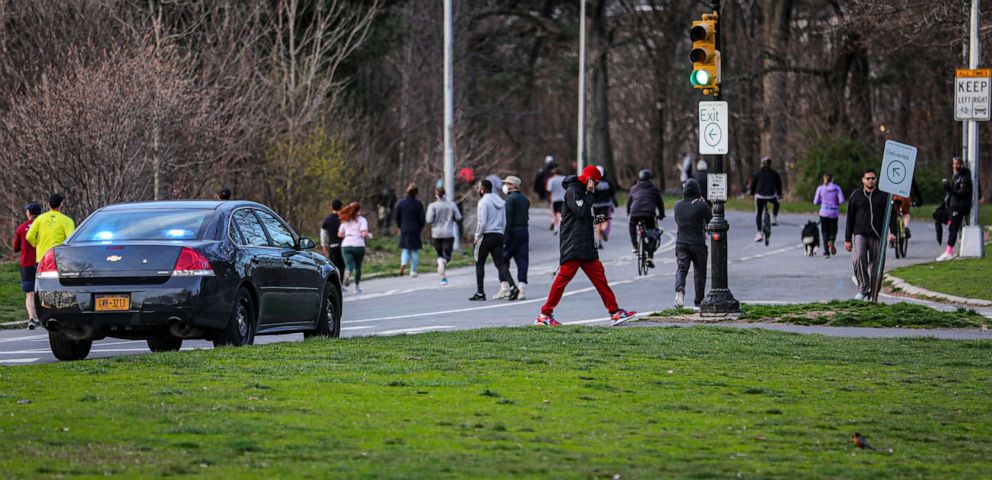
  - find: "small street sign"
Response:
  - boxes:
[955,68,991,121]
[879,140,918,198]
[707,173,727,201]
[698,101,728,155]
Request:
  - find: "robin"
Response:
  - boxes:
[853,432,874,450]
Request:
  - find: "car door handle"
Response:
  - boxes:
[250,256,260,264]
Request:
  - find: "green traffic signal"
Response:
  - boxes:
[690,69,711,87]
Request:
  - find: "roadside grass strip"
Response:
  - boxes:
[2,327,991,478]
[651,301,988,329]
[889,244,992,302]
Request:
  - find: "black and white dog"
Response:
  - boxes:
[801,220,820,257]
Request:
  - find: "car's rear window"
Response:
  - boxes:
[73,209,214,243]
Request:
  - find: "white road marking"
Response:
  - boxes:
[0,334,47,343]
[0,349,50,355]
[375,325,456,335]
[737,244,802,262]
[341,326,373,331]
[0,358,40,364]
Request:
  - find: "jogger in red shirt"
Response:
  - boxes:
[537,166,635,326]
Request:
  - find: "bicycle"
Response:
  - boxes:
[636,222,649,276]
[761,209,771,246]
[892,216,909,259]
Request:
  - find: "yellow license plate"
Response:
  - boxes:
[95,295,130,311]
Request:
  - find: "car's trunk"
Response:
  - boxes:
[53,243,186,286]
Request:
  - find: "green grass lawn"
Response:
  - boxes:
[1,327,991,478]
[650,301,989,329]
[0,262,26,325]
[889,244,992,301]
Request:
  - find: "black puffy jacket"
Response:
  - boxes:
[947,167,973,210]
[559,176,598,263]
[626,179,665,219]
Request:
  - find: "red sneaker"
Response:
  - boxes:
[535,314,561,327]
[610,309,637,326]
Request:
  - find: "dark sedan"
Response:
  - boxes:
[35,201,342,361]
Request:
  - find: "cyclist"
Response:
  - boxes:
[749,156,782,242]
[626,169,665,268]
[891,181,922,244]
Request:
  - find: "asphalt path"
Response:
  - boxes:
[3,206,990,365]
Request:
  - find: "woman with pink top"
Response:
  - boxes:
[813,172,845,258]
[337,202,372,293]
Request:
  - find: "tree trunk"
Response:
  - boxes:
[761,0,792,168]
[588,0,616,178]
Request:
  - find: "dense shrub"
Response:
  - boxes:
[792,135,878,201]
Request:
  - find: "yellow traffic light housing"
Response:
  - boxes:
[690,13,720,95]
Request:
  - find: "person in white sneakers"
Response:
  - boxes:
[937,156,974,262]
[497,176,529,300]
[425,187,462,285]
[844,169,897,300]
[469,180,518,301]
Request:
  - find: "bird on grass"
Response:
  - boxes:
[853,432,874,450]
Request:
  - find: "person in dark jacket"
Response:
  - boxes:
[537,166,636,327]
[320,199,346,276]
[395,183,426,277]
[937,156,974,261]
[626,169,666,265]
[844,168,897,300]
[534,155,556,202]
[498,175,530,299]
[749,156,783,241]
[673,179,712,308]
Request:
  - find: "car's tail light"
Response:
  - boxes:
[172,247,214,277]
[37,250,59,279]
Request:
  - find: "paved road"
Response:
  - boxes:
[2,207,989,364]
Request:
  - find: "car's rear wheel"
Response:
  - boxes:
[214,287,256,347]
[304,282,341,339]
[49,331,92,361]
[147,337,183,352]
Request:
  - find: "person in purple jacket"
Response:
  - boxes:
[813,172,845,257]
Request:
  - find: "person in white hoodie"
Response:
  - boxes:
[469,179,519,301]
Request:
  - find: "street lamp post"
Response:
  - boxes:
[443,0,460,250]
[576,0,586,172]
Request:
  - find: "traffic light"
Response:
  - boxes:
[689,13,720,95]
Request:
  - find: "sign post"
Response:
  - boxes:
[873,140,918,303]
[955,64,987,258]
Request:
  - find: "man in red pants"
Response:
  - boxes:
[537,165,637,327]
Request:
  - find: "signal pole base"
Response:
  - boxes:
[959,225,985,258]
[700,289,740,316]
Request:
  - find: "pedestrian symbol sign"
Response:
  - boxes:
[878,140,917,198]
[698,101,728,155]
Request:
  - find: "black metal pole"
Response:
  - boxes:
[700,0,740,315]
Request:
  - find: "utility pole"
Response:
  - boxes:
[699,0,740,315]
[961,0,985,257]
[443,0,460,250]
[576,0,587,171]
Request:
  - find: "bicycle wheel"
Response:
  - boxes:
[636,228,647,276]
[762,212,771,246]
[897,227,909,258]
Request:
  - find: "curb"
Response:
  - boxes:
[885,274,992,307]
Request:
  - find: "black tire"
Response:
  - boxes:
[898,230,908,258]
[636,229,647,276]
[762,212,771,246]
[305,282,342,339]
[147,337,182,352]
[213,287,256,347]
[49,331,92,361]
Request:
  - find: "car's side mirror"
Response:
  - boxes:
[298,237,316,250]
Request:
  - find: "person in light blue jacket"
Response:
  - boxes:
[813,172,845,257]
